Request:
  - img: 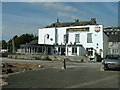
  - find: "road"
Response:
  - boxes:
[1,58,101,69]
[1,58,120,88]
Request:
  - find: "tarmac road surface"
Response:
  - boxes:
[1,58,120,88]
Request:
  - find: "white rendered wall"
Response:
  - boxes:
[103,32,109,58]
[67,25,104,58]
[38,25,107,58]
[38,28,55,45]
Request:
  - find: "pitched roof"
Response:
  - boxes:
[28,40,38,45]
[104,27,120,42]
[45,18,97,28]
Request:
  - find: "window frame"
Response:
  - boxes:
[87,33,93,43]
[72,47,77,55]
[75,34,80,43]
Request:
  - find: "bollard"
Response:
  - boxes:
[63,59,66,69]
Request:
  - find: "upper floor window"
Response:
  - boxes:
[117,29,120,31]
[87,33,92,43]
[107,32,109,34]
[114,32,117,34]
[111,32,114,34]
[75,34,80,43]
[64,34,67,43]
[64,34,68,43]
[113,42,118,45]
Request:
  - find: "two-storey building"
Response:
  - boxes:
[38,18,109,60]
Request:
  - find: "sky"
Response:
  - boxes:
[1,1,118,41]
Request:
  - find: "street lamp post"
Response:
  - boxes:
[63,33,68,69]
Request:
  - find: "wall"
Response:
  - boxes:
[8,54,89,62]
[38,28,55,45]
[38,25,104,58]
[109,42,120,55]
[103,32,109,58]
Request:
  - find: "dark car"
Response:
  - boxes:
[102,54,120,70]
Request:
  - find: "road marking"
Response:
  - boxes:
[65,74,118,88]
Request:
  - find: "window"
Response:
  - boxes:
[111,32,114,34]
[105,55,120,59]
[72,47,77,55]
[117,29,120,31]
[115,32,117,34]
[88,51,93,56]
[75,34,80,43]
[38,47,42,53]
[86,48,93,56]
[64,34,68,43]
[64,34,66,43]
[110,29,113,31]
[113,42,118,45]
[107,32,109,34]
[87,33,92,43]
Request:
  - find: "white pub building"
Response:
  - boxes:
[38,18,109,60]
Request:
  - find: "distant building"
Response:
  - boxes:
[104,27,120,55]
[38,18,109,60]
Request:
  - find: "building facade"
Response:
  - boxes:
[104,27,120,55]
[38,19,109,60]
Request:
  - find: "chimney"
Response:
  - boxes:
[75,19,79,22]
[90,18,96,24]
[57,18,59,23]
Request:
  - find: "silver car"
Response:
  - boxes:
[102,54,120,70]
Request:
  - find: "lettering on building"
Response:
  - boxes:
[67,27,89,32]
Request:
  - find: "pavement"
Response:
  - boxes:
[1,58,120,88]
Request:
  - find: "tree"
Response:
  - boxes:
[7,33,37,52]
[7,39,12,52]
[0,40,7,49]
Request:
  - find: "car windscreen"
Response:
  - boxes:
[105,55,120,60]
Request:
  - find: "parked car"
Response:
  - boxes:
[102,54,120,70]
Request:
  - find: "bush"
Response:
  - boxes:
[33,57,42,60]
[81,59,84,62]
[43,56,52,61]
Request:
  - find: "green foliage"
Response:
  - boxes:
[83,53,87,57]
[43,56,52,61]
[0,40,7,49]
[30,56,52,61]
[81,59,84,62]
[7,33,38,52]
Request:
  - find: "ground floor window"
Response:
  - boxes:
[61,48,65,55]
[38,47,43,53]
[72,47,77,55]
[86,48,93,56]
[88,51,93,56]
[48,47,51,55]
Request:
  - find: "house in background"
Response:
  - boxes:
[104,27,120,55]
[38,18,109,60]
